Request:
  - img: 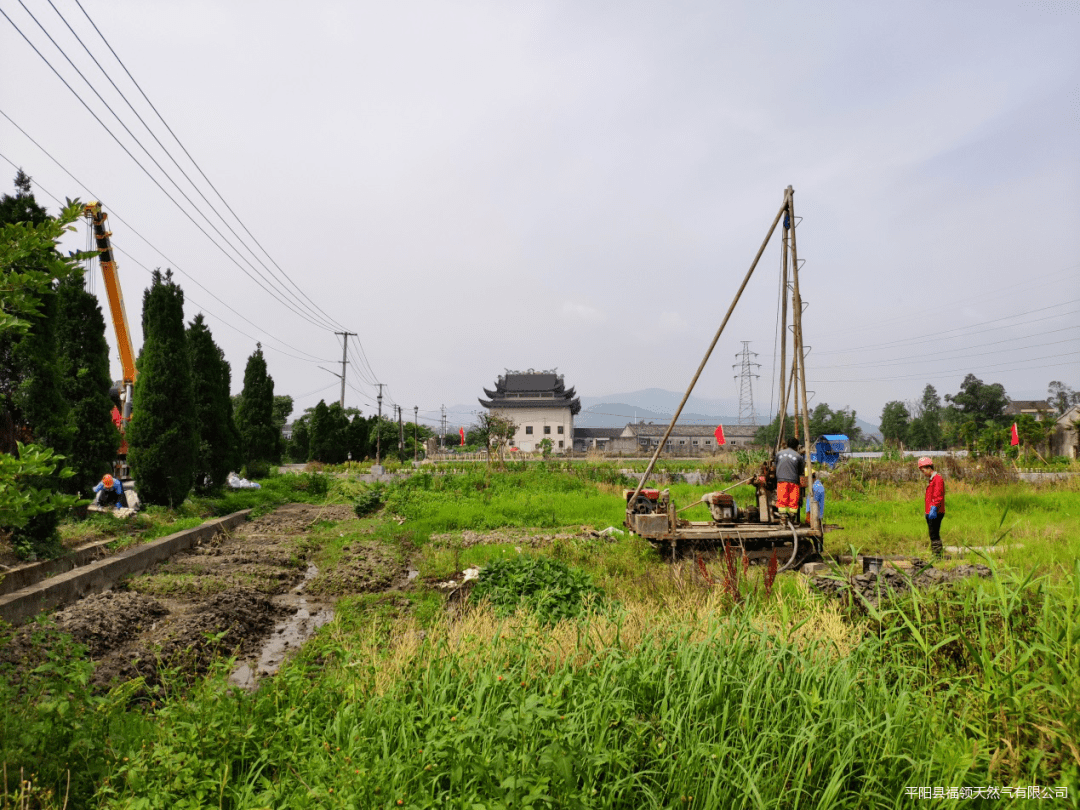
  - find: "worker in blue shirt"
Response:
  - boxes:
[92,474,127,508]
[805,472,824,523]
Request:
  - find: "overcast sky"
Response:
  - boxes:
[3,0,1078,428]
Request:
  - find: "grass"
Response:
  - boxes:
[3,462,1080,808]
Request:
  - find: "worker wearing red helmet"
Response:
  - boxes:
[92,474,127,509]
[918,457,945,557]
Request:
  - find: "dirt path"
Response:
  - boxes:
[8,503,405,693]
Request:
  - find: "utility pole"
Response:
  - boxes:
[441,405,446,451]
[413,406,418,461]
[376,384,383,465]
[733,341,761,426]
[398,405,404,452]
[335,331,356,407]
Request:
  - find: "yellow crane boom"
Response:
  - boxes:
[84,201,137,422]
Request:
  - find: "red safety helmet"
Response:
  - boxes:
[916,457,933,468]
[102,474,114,487]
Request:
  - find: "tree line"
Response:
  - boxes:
[879,377,1078,456]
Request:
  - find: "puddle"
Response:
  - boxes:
[229,563,334,690]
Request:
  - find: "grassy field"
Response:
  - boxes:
[2,462,1079,808]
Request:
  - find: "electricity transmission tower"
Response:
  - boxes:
[732,341,760,426]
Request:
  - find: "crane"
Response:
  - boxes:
[84,201,137,474]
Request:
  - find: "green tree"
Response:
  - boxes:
[945,374,1008,431]
[127,269,198,507]
[287,412,312,463]
[55,270,119,495]
[345,413,369,461]
[0,169,48,227]
[475,411,517,468]
[309,400,351,463]
[234,344,278,474]
[272,394,294,460]
[1047,381,1079,415]
[0,192,83,557]
[186,314,240,492]
[879,401,910,448]
[908,384,943,450]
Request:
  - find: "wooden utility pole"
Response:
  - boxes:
[414,406,418,461]
[398,405,404,453]
[376,384,383,465]
[335,331,356,407]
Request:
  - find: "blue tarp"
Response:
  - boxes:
[811,434,850,468]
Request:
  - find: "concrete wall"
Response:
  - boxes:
[0,510,251,626]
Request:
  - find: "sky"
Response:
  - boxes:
[2,0,1078,429]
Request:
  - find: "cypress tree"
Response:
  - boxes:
[186,314,239,492]
[127,269,198,507]
[1,174,75,556]
[234,343,278,475]
[55,270,119,495]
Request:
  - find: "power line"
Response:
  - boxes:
[810,353,1078,384]
[0,7,339,331]
[0,145,335,364]
[814,329,1080,371]
[812,300,1080,356]
[49,0,348,334]
[68,0,348,335]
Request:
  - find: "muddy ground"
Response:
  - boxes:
[1,503,408,693]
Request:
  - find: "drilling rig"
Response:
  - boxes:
[623,186,823,571]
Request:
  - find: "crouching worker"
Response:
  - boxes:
[92,474,128,509]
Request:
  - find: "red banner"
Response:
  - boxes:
[1010,423,1019,446]
[459,427,466,446]
[714,424,725,445]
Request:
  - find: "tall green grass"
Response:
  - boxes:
[54,563,1075,808]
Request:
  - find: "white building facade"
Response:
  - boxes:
[479,370,580,454]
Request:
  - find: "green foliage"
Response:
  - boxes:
[1,195,88,558]
[309,399,350,463]
[55,270,119,495]
[354,484,385,517]
[186,314,240,492]
[945,373,1009,433]
[234,343,279,466]
[879,400,910,447]
[470,555,605,624]
[907,384,944,450]
[127,269,198,507]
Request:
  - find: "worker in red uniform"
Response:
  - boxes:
[775,436,805,523]
[918,457,945,557]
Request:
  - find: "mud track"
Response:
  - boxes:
[2,503,406,693]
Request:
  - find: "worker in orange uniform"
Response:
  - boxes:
[775,436,805,523]
[918,457,945,557]
[92,474,127,509]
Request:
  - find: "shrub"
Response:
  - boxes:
[354,485,385,518]
[469,555,605,624]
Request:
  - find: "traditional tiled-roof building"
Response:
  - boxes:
[607,421,759,454]
[479,369,580,453]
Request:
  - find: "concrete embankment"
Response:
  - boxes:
[0,510,251,626]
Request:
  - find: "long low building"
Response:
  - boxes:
[575,421,760,454]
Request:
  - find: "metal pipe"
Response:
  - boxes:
[627,192,791,515]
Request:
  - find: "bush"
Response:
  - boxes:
[469,555,605,624]
[354,485,385,518]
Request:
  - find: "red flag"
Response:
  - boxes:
[714,424,726,445]
[1010,423,1019,446]
[459,427,466,446]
